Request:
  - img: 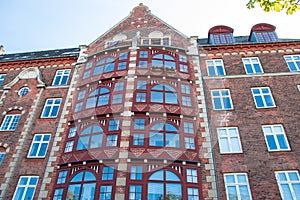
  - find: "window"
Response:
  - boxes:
[151,54,176,71]
[150,122,179,148]
[52,69,70,85]
[184,122,194,134]
[134,119,145,130]
[67,171,96,199]
[130,166,143,180]
[206,59,225,76]
[181,84,190,94]
[150,84,178,104]
[148,170,182,200]
[28,134,51,158]
[211,89,233,110]
[242,57,263,74]
[109,120,119,131]
[224,173,252,200]
[284,55,300,72]
[86,87,110,108]
[64,141,74,153]
[0,114,21,131]
[76,125,103,150]
[253,31,278,42]
[133,134,144,146]
[0,74,6,86]
[114,82,124,91]
[182,96,191,106]
[129,185,142,200]
[18,87,29,98]
[41,98,62,118]
[188,188,199,200]
[112,94,123,104]
[106,135,118,147]
[142,38,170,46]
[275,171,300,200]
[137,81,147,90]
[0,152,5,165]
[68,126,77,138]
[102,166,114,180]
[53,188,63,200]
[298,85,300,92]
[186,169,198,183]
[217,127,243,154]
[211,33,234,44]
[136,93,146,102]
[180,64,188,73]
[13,176,39,200]
[184,137,195,149]
[77,91,86,101]
[262,125,290,151]
[251,87,276,108]
[57,171,68,184]
[100,185,112,200]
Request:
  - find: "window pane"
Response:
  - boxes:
[148,183,163,200]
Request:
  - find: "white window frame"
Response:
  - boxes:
[284,55,300,72]
[211,89,234,110]
[275,170,300,200]
[224,173,252,200]
[52,69,71,85]
[186,169,198,183]
[217,127,243,154]
[206,59,226,76]
[262,125,290,151]
[251,87,276,108]
[0,114,21,131]
[242,57,264,74]
[41,98,62,118]
[28,134,51,158]
[12,176,39,200]
[298,85,300,92]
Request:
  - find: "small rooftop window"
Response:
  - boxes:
[208,26,234,45]
[250,23,278,43]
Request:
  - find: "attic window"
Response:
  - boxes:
[141,37,170,46]
[208,26,234,45]
[250,23,278,43]
[211,33,234,45]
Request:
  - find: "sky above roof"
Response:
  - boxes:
[1,0,300,54]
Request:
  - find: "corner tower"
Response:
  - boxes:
[46,4,217,200]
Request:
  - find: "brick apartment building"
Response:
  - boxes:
[0,4,299,200]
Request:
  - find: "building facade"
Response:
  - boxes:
[0,4,299,200]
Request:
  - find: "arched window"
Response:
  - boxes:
[150,84,178,104]
[76,125,103,150]
[149,122,179,148]
[152,54,176,71]
[148,170,182,200]
[66,171,96,199]
[86,87,110,109]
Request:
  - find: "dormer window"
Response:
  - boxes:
[250,23,278,43]
[208,26,234,45]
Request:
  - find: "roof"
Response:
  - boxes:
[197,36,300,46]
[0,47,80,63]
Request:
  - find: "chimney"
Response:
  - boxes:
[0,46,5,55]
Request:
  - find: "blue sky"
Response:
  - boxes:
[1,0,300,53]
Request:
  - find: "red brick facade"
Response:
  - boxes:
[0,4,299,200]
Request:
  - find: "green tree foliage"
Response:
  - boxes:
[247,0,300,14]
